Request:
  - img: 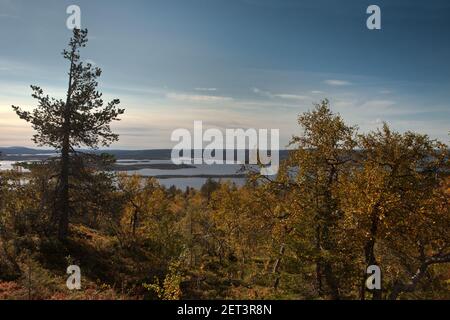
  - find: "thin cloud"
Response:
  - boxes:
[324,79,351,86]
[252,88,311,101]
[166,92,233,103]
[252,87,263,94]
[194,87,217,92]
[272,93,310,100]
[0,13,18,19]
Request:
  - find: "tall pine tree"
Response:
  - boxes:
[12,29,124,240]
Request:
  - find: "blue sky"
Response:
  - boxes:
[0,0,449,148]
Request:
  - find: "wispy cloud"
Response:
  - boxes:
[0,57,46,79]
[194,87,217,92]
[324,79,351,86]
[0,13,18,19]
[272,93,309,100]
[166,92,233,103]
[252,87,264,95]
[0,0,19,19]
[252,88,311,101]
[332,98,397,114]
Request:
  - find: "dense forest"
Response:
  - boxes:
[0,29,449,300]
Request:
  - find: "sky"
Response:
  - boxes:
[0,0,449,149]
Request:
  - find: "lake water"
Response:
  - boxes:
[0,159,247,189]
[115,160,247,189]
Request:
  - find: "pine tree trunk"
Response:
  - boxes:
[58,132,70,240]
[58,47,75,241]
[272,244,285,290]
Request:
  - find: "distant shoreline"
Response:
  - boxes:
[112,163,195,171]
[0,147,290,161]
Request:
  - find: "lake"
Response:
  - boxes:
[0,159,247,189]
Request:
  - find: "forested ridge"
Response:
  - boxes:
[0,29,448,300]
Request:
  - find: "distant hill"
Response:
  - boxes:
[0,147,55,155]
[0,147,290,161]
